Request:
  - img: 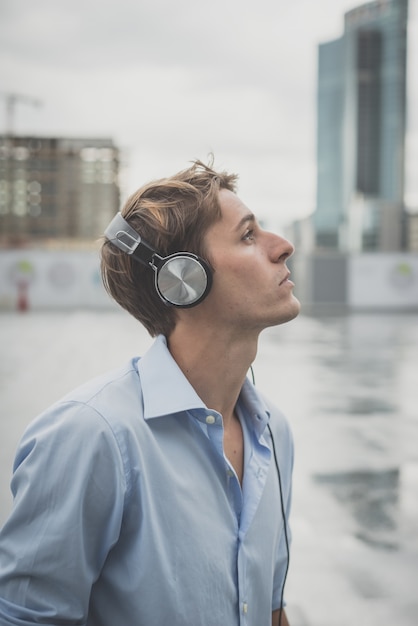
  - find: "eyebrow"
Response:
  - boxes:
[234,213,256,231]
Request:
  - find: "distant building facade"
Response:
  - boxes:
[0,136,120,244]
[315,0,409,252]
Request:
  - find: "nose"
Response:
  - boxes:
[267,231,295,263]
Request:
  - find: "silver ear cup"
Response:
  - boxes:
[156,255,211,307]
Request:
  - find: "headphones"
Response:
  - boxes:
[104,212,213,308]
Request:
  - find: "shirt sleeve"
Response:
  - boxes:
[0,400,127,625]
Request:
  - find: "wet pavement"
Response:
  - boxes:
[1,310,417,625]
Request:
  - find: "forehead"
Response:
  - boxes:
[215,189,254,230]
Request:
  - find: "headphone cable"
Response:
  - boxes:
[267,422,290,626]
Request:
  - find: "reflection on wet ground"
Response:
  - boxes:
[314,467,400,550]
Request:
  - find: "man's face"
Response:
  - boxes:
[201,188,300,333]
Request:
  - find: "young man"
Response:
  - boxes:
[0,159,300,626]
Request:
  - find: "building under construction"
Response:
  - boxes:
[0,135,120,245]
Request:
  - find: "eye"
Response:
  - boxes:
[242,229,255,242]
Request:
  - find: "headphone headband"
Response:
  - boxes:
[105,212,158,267]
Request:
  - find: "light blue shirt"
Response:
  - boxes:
[0,335,294,626]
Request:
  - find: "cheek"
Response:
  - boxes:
[215,264,256,291]
[214,252,262,276]
[215,271,264,310]
[210,250,268,296]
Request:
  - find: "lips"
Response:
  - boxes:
[279,272,291,286]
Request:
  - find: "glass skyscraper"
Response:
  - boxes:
[315,0,408,251]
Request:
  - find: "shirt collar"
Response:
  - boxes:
[137,335,271,434]
[137,335,206,419]
[238,378,271,438]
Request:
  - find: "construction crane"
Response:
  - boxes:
[0,91,42,136]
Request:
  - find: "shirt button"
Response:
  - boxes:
[206,415,216,425]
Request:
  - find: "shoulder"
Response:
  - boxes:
[54,357,143,430]
[15,358,144,474]
[60,357,141,408]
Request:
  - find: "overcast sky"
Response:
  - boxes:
[1,0,417,229]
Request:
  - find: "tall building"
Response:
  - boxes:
[0,136,120,244]
[315,0,409,251]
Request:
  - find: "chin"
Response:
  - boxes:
[278,296,301,325]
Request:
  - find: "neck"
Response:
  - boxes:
[167,323,259,427]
